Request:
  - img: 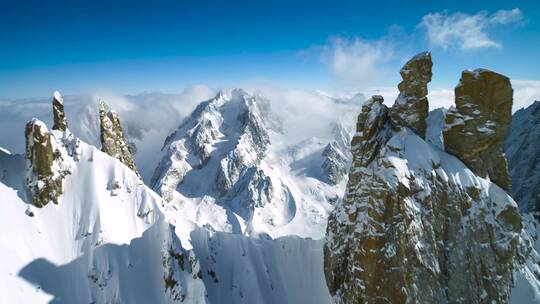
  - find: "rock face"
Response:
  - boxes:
[390,51,432,138]
[52,91,68,131]
[444,69,512,190]
[324,57,523,303]
[504,100,540,218]
[99,101,140,178]
[24,91,78,207]
[321,123,351,185]
[25,120,64,207]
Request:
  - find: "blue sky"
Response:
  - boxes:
[1,0,539,98]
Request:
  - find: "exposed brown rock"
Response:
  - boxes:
[351,95,390,166]
[25,119,63,207]
[325,69,522,303]
[99,100,140,177]
[443,69,513,190]
[390,51,432,138]
[52,91,68,131]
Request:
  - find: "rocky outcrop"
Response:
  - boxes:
[389,51,432,138]
[504,100,540,218]
[444,69,513,190]
[99,101,140,178]
[24,91,77,207]
[321,143,347,185]
[52,91,68,131]
[24,120,64,207]
[325,56,523,303]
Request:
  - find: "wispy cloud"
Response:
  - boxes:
[418,8,523,50]
[319,36,395,88]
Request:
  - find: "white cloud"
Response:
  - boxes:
[512,80,540,112]
[490,8,523,24]
[252,86,363,144]
[321,36,394,88]
[428,88,455,110]
[418,8,523,50]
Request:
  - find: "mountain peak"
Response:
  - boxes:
[389,51,432,138]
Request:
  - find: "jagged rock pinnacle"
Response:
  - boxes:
[443,69,512,190]
[25,119,64,207]
[389,51,432,138]
[52,91,68,131]
[325,65,521,303]
[99,100,140,178]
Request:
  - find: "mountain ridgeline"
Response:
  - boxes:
[324,52,529,303]
[2,53,540,303]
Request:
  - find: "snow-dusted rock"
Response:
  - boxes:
[99,100,140,178]
[151,91,227,202]
[151,89,294,236]
[151,89,343,239]
[24,118,75,207]
[321,123,351,185]
[52,91,68,131]
[444,69,512,190]
[505,100,540,218]
[390,51,432,138]
[325,67,523,303]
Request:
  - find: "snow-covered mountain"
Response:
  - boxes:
[2,65,540,303]
[505,100,540,218]
[151,89,352,239]
[0,91,340,303]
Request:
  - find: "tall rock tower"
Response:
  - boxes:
[99,100,140,178]
[324,53,522,304]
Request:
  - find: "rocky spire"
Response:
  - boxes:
[99,100,140,178]
[52,91,68,131]
[325,65,522,303]
[389,51,432,138]
[25,119,64,207]
[443,69,513,190]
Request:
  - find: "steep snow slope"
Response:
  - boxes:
[0,126,175,302]
[151,89,352,239]
[189,229,331,304]
[1,139,333,304]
